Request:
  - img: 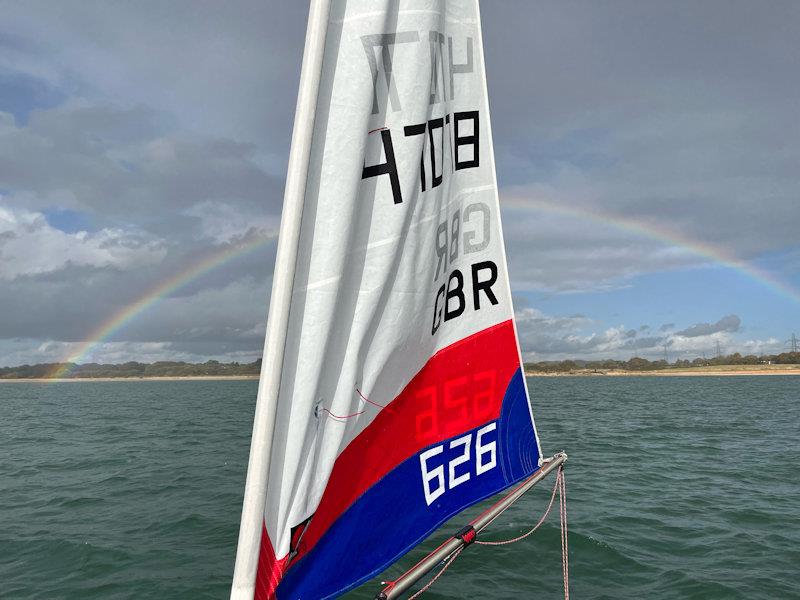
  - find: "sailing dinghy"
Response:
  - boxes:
[232,1,568,598]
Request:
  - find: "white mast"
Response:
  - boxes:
[230,1,332,597]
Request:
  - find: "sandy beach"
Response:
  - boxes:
[0,375,261,383]
[1,367,798,382]
[526,365,800,377]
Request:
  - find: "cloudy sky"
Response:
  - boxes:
[0,0,798,367]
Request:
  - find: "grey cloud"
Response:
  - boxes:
[0,3,300,364]
[0,239,275,343]
[520,325,666,357]
[490,1,800,291]
[0,98,281,354]
[675,314,741,338]
[0,339,262,368]
[0,1,797,365]
[1,1,309,154]
[514,306,669,358]
[511,295,530,309]
[0,105,284,226]
[660,323,675,332]
[502,208,702,291]
[0,206,166,279]
[516,306,754,360]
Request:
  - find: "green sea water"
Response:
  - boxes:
[1,376,798,599]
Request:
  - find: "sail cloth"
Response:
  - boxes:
[240,1,542,598]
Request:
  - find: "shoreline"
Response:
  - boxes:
[0,375,260,383]
[526,367,800,377]
[1,369,799,382]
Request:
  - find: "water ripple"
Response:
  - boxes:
[1,377,798,599]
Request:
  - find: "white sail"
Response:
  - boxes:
[232,2,542,598]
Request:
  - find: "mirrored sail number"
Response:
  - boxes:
[419,422,497,506]
[414,369,497,444]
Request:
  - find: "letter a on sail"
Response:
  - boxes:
[232,1,543,598]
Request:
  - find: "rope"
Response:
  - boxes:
[559,467,569,599]
[380,537,453,594]
[317,388,389,422]
[317,407,364,421]
[406,546,464,600]
[390,464,570,599]
[475,467,562,546]
[474,465,569,600]
[356,388,389,410]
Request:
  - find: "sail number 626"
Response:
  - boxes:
[419,422,497,506]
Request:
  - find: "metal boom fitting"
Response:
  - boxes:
[376,451,568,599]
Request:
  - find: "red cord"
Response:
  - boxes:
[356,388,388,409]
[318,407,364,420]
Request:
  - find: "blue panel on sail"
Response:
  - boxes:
[276,368,539,599]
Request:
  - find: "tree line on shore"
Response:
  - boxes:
[2,350,799,379]
[525,351,800,373]
[0,359,262,379]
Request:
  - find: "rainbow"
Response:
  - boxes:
[46,198,799,379]
[48,233,276,379]
[501,196,800,305]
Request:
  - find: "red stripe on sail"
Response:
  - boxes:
[254,522,289,600]
[288,319,521,567]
